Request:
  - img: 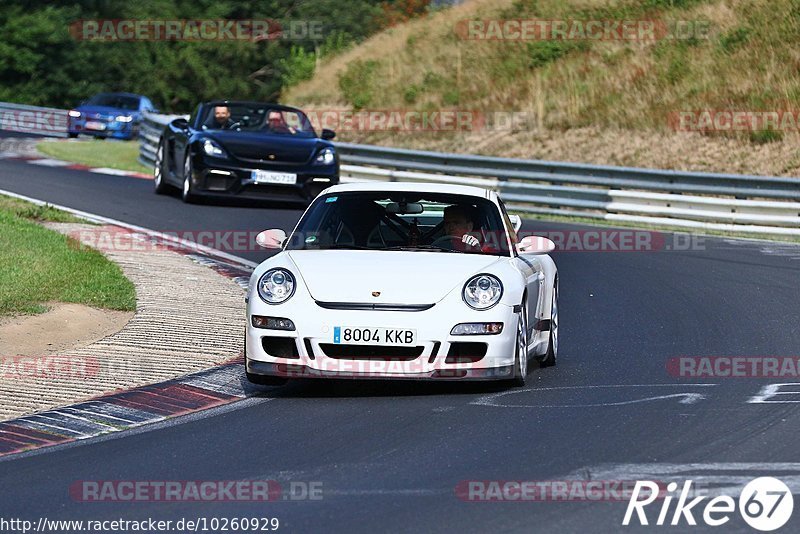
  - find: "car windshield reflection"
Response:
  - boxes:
[285,192,512,256]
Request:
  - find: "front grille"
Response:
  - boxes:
[445,342,487,363]
[261,336,299,359]
[319,344,423,360]
[204,174,233,191]
[315,301,435,312]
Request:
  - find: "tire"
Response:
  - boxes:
[153,139,169,195]
[537,278,558,368]
[67,133,78,139]
[510,299,529,387]
[244,332,288,386]
[181,151,197,203]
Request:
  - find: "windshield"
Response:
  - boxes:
[85,94,140,110]
[286,191,512,256]
[201,103,316,137]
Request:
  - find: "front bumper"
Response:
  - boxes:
[246,359,515,381]
[245,299,521,381]
[190,154,338,203]
[68,118,136,139]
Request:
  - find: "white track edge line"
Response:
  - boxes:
[0,187,258,269]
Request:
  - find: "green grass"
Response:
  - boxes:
[37,139,148,173]
[0,196,83,224]
[0,197,136,316]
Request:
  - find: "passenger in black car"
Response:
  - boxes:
[211,106,235,129]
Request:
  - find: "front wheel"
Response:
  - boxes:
[537,278,558,368]
[509,300,529,387]
[181,151,197,203]
[153,139,169,194]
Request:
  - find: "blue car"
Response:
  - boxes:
[67,92,157,140]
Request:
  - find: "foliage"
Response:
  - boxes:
[0,0,426,112]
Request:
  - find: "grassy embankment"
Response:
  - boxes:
[37,139,147,173]
[0,196,136,316]
[284,0,800,176]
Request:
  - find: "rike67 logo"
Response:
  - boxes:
[623,477,793,531]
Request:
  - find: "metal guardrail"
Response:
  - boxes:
[3,100,794,236]
[0,102,68,138]
[138,111,187,168]
[132,111,799,236]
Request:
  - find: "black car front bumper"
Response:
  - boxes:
[189,154,339,203]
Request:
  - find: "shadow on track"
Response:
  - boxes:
[161,186,309,211]
[242,374,561,399]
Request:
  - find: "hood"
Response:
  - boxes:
[75,105,139,119]
[286,250,502,304]
[206,130,328,164]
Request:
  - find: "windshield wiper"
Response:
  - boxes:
[315,244,372,250]
[383,245,464,253]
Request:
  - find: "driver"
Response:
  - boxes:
[212,106,235,129]
[441,205,481,251]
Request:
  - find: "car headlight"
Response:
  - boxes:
[115,115,133,123]
[257,269,296,304]
[314,147,335,165]
[463,274,503,310]
[202,138,227,157]
[68,110,81,118]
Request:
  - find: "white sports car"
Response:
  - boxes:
[245,182,558,386]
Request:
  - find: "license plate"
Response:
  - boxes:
[252,170,297,185]
[85,121,106,131]
[333,327,416,346]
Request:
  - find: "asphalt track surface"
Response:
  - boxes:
[1,136,800,533]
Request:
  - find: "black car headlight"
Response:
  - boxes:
[202,138,228,158]
[463,274,503,310]
[314,147,335,165]
[257,268,296,304]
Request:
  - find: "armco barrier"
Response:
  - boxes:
[2,102,797,236]
[138,113,800,235]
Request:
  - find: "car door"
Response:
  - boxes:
[500,200,540,339]
[172,106,199,181]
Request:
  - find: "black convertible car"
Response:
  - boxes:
[154,101,338,204]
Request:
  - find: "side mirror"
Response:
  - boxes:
[516,236,555,255]
[508,214,522,234]
[172,117,189,130]
[321,128,336,140]
[256,229,287,249]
